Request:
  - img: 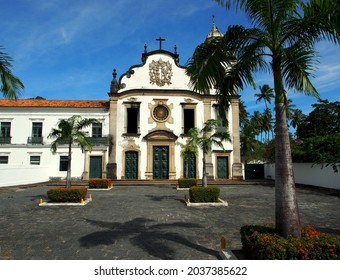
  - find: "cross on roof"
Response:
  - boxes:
[156,37,166,50]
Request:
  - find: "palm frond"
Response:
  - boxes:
[281,44,319,97]
[0,46,24,99]
[186,37,229,93]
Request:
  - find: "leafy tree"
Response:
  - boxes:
[296,99,340,139]
[0,46,24,99]
[187,0,339,238]
[48,115,99,188]
[179,119,231,187]
[255,84,274,109]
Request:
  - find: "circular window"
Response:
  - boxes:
[153,105,169,121]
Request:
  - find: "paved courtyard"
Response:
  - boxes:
[0,183,339,260]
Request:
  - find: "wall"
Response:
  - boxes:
[264,163,340,190]
[0,165,50,187]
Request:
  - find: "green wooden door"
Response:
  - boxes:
[90,156,102,178]
[217,156,228,179]
[153,146,169,179]
[183,152,196,178]
[125,151,138,179]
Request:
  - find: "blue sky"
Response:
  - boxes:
[1,0,339,116]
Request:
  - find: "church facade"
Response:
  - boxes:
[0,26,242,187]
[106,44,242,181]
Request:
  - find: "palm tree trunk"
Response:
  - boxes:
[273,59,301,238]
[202,152,207,187]
[66,142,72,188]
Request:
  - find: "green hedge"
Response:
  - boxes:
[178,178,197,188]
[89,178,112,189]
[47,187,87,203]
[241,224,340,260]
[189,186,220,202]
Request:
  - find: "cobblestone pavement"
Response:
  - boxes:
[0,184,339,260]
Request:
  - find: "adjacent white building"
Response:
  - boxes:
[0,24,242,187]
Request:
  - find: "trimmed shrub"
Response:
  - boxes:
[89,178,112,189]
[189,186,220,202]
[241,224,340,260]
[178,178,197,188]
[47,187,87,203]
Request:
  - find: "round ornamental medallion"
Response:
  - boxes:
[153,105,169,121]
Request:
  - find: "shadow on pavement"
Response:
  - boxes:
[79,217,219,259]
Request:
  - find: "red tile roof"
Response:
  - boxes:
[0,99,109,109]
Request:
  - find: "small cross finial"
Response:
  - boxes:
[212,15,216,26]
[112,68,117,79]
[156,37,166,50]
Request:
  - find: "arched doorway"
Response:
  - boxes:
[143,130,178,180]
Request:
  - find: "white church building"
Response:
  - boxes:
[0,24,242,187]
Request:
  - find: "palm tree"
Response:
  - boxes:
[250,111,262,141]
[240,124,256,163]
[48,115,99,188]
[239,100,250,128]
[290,109,306,134]
[187,0,339,238]
[285,98,297,125]
[255,84,274,109]
[262,108,274,141]
[0,46,24,99]
[180,119,231,187]
[177,133,199,178]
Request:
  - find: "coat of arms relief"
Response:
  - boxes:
[149,58,173,86]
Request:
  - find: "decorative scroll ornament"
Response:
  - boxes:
[149,58,172,86]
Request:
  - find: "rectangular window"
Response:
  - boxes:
[0,122,11,144]
[1,122,11,137]
[127,107,139,134]
[92,123,102,137]
[216,110,227,128]
[0,156,9,164]
[30,155,41,165]
[59,156,68,171]
[32,122,43,137]
[184,109,195,134]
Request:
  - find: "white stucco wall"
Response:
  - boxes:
[264,163,340,190]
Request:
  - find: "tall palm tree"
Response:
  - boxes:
[240,124,256,163]
[255,84,274,109]
[187,0,339,238]
[290,109,306,133]
[250,110,262,141]
[0,46,24,99]
[180,119,231,187]
[239,100,250,128]
[262,108,274,141]
[48,115,99,188]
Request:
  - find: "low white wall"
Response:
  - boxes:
[264,163,340,190]
[0,165,50,187]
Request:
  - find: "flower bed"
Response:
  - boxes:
[241,224,340,259]
[89,178,112,189]
[47,187,87,203]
